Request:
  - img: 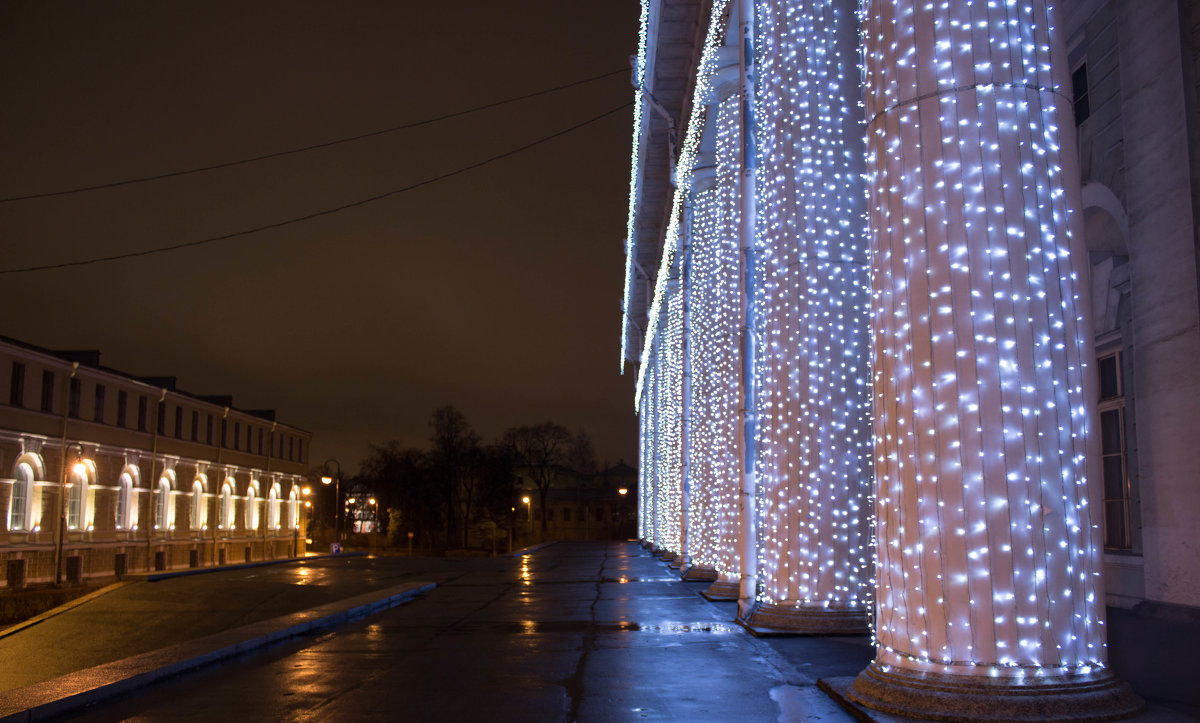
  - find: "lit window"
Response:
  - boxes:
[191,480,205,530]
[246,484,259,531]
[155,477,172,530]
[8,462,34,531]
[67,465,88,530]
[115,472,134,530]
[219,481,234,530]
[267,483,281,530]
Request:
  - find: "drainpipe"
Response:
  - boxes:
[54,361,79,586]
[145,388,166,572]
[736,0,760,621]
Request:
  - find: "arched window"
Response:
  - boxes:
[67,463,89,530]
[115,472,134,530]
[245,483,259,531]
[191,479,205,531]
[8,462,34,531]
[267,483,280,530]
[218,481,234,530]
[155,477,173,530]
[287,486,299,530]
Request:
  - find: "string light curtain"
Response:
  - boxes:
[746,0,873,632]
[658,282,686,555]
[849,1,1139,715]
[685,93,746,581]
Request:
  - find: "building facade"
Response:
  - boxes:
[624,0,1198,716]
[0,336,311,588]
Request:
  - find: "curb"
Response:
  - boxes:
[0,581,134,640]
[0,580,436,722]
[139,551,369,582]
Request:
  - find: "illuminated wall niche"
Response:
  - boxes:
[847,0,1141,717]
[743,0,873,634]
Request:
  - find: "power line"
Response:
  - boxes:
[0,68,628,203]
[0,100,634,276]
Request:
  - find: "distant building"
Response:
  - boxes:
[0,335,311,588]
[516,461,637,541]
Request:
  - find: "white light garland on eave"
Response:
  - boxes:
[634,0,734,412]
[622,0,652,373]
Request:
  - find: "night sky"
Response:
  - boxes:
[0,1,640,472]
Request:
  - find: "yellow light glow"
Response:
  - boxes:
[320,476,332,485]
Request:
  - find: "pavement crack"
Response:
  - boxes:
[563,548,608,722]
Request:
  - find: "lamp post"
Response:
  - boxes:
[521,495,531,538]
[55,441,84,586]
[321,458,341,551]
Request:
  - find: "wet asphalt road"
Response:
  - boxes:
[63,541,866,722]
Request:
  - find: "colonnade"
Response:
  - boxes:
[630,0,1142,717]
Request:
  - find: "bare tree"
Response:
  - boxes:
[567,427,598,475]
[429,406,480,546]
[505,422,571,532]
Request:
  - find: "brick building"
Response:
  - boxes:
[0,335,311,588]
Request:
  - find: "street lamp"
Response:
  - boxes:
[522,495,531,537]
[321,458,342,550]
[56,442,85,586]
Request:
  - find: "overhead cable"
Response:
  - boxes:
[0,101,633,275]
[0,68,627,203]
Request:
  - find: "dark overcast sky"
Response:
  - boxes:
[0,1,640,472]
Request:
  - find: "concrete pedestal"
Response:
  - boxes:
[700,576,740,601]
[739,601,869,636]
[681,564,718,582]
[835,663,1143,722]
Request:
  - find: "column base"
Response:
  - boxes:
[739,601,869,636]
[700,576,740,601]
[656,550,678,562]
[839,661,1143,722]
[681,564,718,582]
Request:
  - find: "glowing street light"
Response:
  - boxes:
[321,458,342,549]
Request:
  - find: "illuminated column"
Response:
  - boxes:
[686,100,747,591]
[743,0,873,635]
[658,279,685,559]
[847,0,1141,717]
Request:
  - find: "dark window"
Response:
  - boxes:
[1072,64,1090,125]
[191,410,199,441]
[1099,350,1131,550]
[206,415,214,445]
[68,378,81,418]
[10,362,25,407]
[93,384,106,423]
[117,391,128,427]
[221,418,227,448]
[297,439,304,463]
[234,422,241,451]
[246,424,252,451]
[546,508,555,522]
[563,507,571,522]
[174,405,183,439]
[156,400,166,435]
[257,428,264,455]
[288,437,294,461]
[41,370,55,412]
[137,396,148,432]
[595,506,603,522]
[278,435,284,458]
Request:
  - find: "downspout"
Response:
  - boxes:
[146,388,165,572]
[54,361,78,586]
[736,0,760,621]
